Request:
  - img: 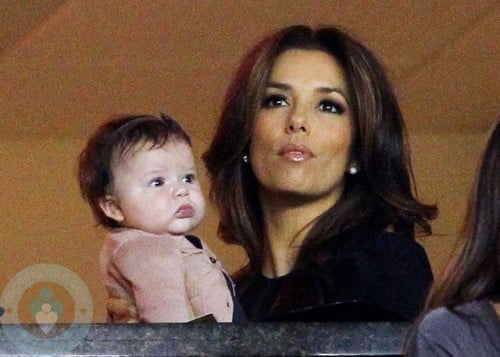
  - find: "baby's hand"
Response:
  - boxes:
[107,296,139,323]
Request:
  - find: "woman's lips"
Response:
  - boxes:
[175,204,195,218]
[278,143,314,162]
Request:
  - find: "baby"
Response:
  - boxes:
[78,114,244,322]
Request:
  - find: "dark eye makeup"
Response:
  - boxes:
[319,99,346,115]
[262,94,288,108]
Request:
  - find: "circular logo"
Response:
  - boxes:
[0,264,93,354]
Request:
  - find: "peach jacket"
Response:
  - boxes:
[99,228,234,322]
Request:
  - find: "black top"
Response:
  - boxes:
[236,225,433,322]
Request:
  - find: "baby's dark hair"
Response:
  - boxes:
[77,113,191,229]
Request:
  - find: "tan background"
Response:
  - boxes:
[0,1,498,322]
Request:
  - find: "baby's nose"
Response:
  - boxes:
[174,184,189,197]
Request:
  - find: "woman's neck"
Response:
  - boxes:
[259,190,340,278]
[261,208,308,278]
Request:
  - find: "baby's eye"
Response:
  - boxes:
[150,177,165,187]
[319,100,345,115]
[182,174,196,184]
[262,94,288,108]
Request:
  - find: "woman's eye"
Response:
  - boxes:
[150,178,164,187]
[319,100,345,114]
[182,174,196,184]
[262,95,288,108]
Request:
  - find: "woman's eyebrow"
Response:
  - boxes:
[316,86,348,100]
[267,82,347,96]
[266,82,291,91]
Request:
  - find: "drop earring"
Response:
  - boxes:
[243,155,249,163]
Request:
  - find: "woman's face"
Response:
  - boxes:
[249,49,354,205]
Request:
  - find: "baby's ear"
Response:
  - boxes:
[99,195,125,223]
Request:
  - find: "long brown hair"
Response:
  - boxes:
[424,120,500,311]
[203,25,437,272]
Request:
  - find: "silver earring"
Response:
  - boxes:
[243,155,249,163]
[348,164,358,175]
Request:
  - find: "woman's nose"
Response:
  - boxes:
[285,105,309,134]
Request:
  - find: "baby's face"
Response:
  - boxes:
[109,140,205,236]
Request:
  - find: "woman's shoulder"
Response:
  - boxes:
[412,300,500,356]
[418,306,466,333]
[374,229,428,259]
[327,224,427,259]
[418,300,500,338]
[308,225,432,281]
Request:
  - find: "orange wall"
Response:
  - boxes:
[409,132,488,275]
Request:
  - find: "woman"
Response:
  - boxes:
[405,120,500,355]
[203,25,437,321]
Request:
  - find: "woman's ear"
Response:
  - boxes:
[99,195,125,223]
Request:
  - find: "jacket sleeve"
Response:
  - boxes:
[111,237,192,322]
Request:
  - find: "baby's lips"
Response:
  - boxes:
[175,204,195,218]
